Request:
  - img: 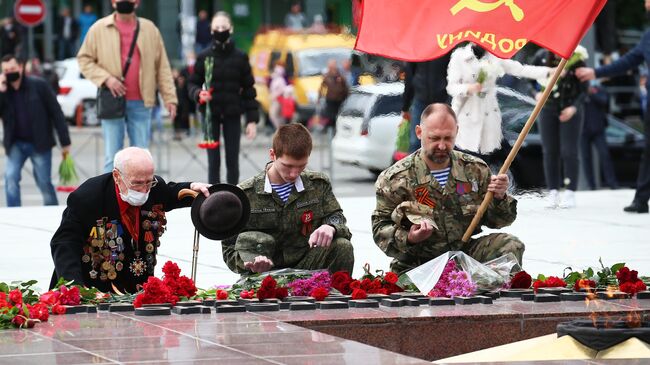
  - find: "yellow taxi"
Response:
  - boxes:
[249,30,356,122]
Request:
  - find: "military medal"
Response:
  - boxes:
[108,240,116,249]
[89,269,98,279]
[456,182,471,195]
[115,262,124,271]
[142,220,151,230]
[145,243,155,254]
[82,255,91,263]
[101,261,112,271]
[130,257,146,276]
[300,210,314,237]
[118,253,125,261]
[107,271,117,280]
[99,272,108,281]
[471,181,479,192]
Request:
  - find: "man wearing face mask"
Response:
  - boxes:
[0,54,71,207]
[77,0,177,173]
[50,147,211,293]
[188,11,258,185]
[373,104,524,274]
[576,0,650,214]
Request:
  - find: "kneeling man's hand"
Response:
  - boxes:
[488,174,509,200]
[309,225,335,248]
[243,255,274,273]
[407,221,434,244]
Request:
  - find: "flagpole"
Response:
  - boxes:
[461,57,569,243]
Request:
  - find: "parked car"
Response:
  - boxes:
[332,82,644,189]
[332,82,403,175]
[499,87,644,189]
[249,30,356,122]
[55,58,98,126]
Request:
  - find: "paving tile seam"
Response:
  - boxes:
[110,312,287,363]
[30,331,121,364]
[120,356,282,364]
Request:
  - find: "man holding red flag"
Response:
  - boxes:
[576,0,650,214]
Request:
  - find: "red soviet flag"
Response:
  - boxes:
[355,0,607,61]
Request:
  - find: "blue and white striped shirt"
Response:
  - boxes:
[271,182,294,202]
[431,167,451,186]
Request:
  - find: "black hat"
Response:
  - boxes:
[190,184,250,240]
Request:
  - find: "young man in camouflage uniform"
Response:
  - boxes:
[222,124,354,274]
[372,103,524,274]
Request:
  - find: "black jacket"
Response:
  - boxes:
[533,49,588,110]
[188,41,259,128]
[0,76,70,153]
[50,173,192,293]
[402,54,451,112]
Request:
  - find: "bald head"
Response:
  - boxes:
[416,103,458,168]
[113,147,154,176]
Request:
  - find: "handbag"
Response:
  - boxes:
[96,20,140,119]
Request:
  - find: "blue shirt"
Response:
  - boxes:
[78,12,98,43]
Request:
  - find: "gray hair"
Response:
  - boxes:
[113,147,153,173]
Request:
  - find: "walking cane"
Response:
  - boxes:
[178,189,201,282]
[461,57,570,243]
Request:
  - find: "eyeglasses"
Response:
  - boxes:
[117,170,158,190]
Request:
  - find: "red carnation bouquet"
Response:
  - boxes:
[133,261,197,308]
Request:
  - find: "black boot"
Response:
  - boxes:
[623,201,649,213]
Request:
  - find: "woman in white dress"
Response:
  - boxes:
[447,43,553,156]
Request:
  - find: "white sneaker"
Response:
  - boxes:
[559,190,576,209]
[545,189,559,209]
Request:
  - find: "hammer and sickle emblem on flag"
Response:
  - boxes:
[450,0,524,22]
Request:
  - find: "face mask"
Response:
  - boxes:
[5,72,20,83]
[212,29,231,43]
[471,44,486,59]
[115,1,135,14]
[119,188,149,206]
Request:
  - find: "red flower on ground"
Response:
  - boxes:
[616,267,639,284]
[51,304,66,315]
[384,272,398,285]
[261,276,277,290]
[216,290,228,300]
[162,261,182,279]
[331,271,353,295]
[510,271,532,289]
[533,276,566,293]
[39,291,59,306]
[8,289,22,304]
[349,280,361,290]
[28,303,50,322]
[58,285,81,305]
[351,288,367,300]
[310,287,329,301]
[275,287,289,300]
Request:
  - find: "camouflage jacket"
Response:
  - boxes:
[222,169,351,273]
[371,150,517,267]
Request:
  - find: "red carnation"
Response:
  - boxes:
[11,314,26,327]
[176,276,197,298]
[360,278,372,291]
[52,304,66,315]
[351,288,367,300]
[8,289,22,304]
[310,287,329,301]
[384,272,398,285]
[28,303,50,322]
[510,271,532,289]
[59,285,81,305]
[349,280,361,290]
[216,290,228,300]
[331,271,353,295]
[256,287,274,301]
[261,276,277,290]
[275,287,289,300]
[616,267,639,284]
[162,261,182,279]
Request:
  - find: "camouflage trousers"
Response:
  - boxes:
[390,233,524,274]
[293,237,355,274]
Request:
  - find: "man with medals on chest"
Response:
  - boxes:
[221,124,354,275]
[50,147,211,293]
[372,103,524,274]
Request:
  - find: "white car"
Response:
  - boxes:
[332,82,404,175]
[55,58,98,126]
